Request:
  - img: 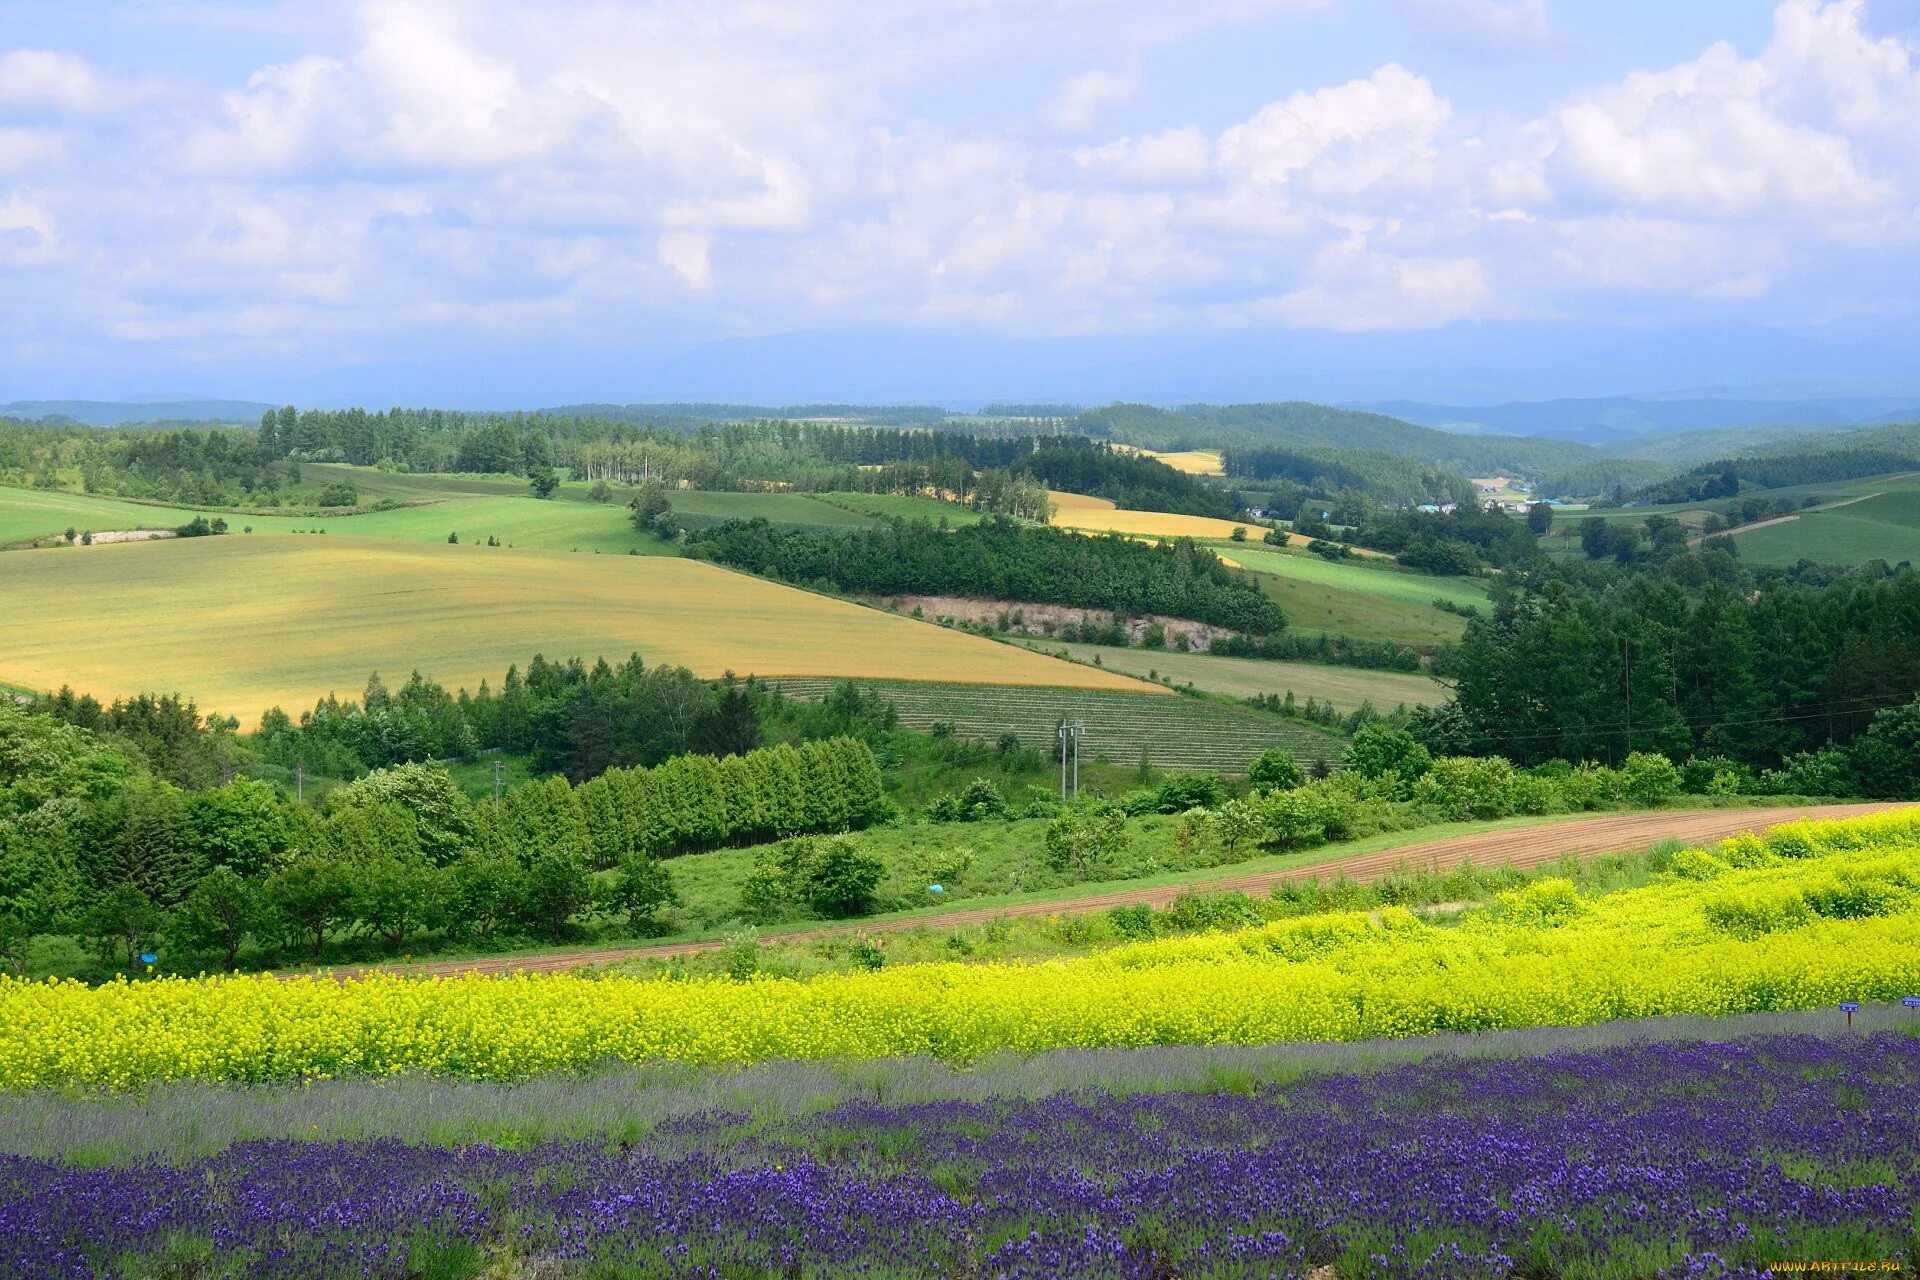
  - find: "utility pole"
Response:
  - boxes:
[1622,637,1633,756]
[492,758,503,802]
[1057,721,1084,799]
[295,761,304,803]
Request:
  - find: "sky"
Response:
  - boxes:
[1,0,1918,407]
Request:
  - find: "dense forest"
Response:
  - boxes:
[0,420,304,507]
[1222,444,1473,508]
[1423,571,1920,783]
[685,517,1287,634]
[1629,446,1920,505]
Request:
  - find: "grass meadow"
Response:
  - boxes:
[0,534,1148,721]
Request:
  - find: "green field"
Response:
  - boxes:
[1208,546,1483,648]
[1733,485,1920,566]
[767,677,1345,772]
[0,488,228,546]
[813,492,986,524]
[667,490,876,530]
[1012,639,1447,710]
[0,535,1152,723]
[1221,545,1490,611]
[1538,471,1920,567]
[1,475,875,555]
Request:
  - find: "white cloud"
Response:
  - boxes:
[1551,215,1779,299]
[1218,64,1451,195]
[656,230,713,291]
[5,0,1920,370]
[1545,0,1912,215]
[1248,238,1490,330]
[0,50,117,113]
[1045,68,1140,134]
[1074,127,1212,186]
[0,128,66,175]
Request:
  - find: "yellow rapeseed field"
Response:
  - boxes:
[3,811,1916,1090]
[0,534,1148,722]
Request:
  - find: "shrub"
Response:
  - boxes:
[1757,749,1855,797]
[1107,903,1157,940]
[1412,756,1520,821]
[797,839,885,918]
[1163,891,1267,934]
[1343,725,1431,782]
[1154,773,1225,813]
[1043,807,1128,879]
[610,854,679,937]
[1619,752,1683,806]
[1247,748,1302,793]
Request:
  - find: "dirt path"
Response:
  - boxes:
[1687,491,1884,548]
[332,802,1903,979]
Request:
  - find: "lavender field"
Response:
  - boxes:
[8,1030,1917,1280]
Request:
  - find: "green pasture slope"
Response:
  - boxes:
[1733,484,1920,566]
[767,678,1346,772]
[1013,639,1447,711]
[1537,471,1920,567]
[1220,545,1490,611]
[1210,546,1476,647]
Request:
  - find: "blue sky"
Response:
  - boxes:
[1,0,1917,407]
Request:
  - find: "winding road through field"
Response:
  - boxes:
[331,802,1907,979]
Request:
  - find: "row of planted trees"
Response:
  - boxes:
[0,701,888,975]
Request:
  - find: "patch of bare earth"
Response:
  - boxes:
[876,594,1229,650]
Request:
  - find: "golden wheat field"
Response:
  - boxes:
[1047,491,1255,540]
[0,535,1151,721]
[1143,449,1225,476]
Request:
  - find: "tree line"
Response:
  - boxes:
[1421,570,1920,781]
[37,655,900,788]
[0,698,887,974]
[685,517,1288,634]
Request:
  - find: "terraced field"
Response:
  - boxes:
[1013,639,1447,710]
[767,678,1344,771]
[0,535,1146,722]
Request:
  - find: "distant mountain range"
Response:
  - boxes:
[1352,397,1920,446]
[0,398,277,426]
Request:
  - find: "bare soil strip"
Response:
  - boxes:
[333,802,1903,979]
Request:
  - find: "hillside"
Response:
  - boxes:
[1070,401,1637,492]
[0,534,1150,722]
[1360,395,1920,446]
[0,397,277,425]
